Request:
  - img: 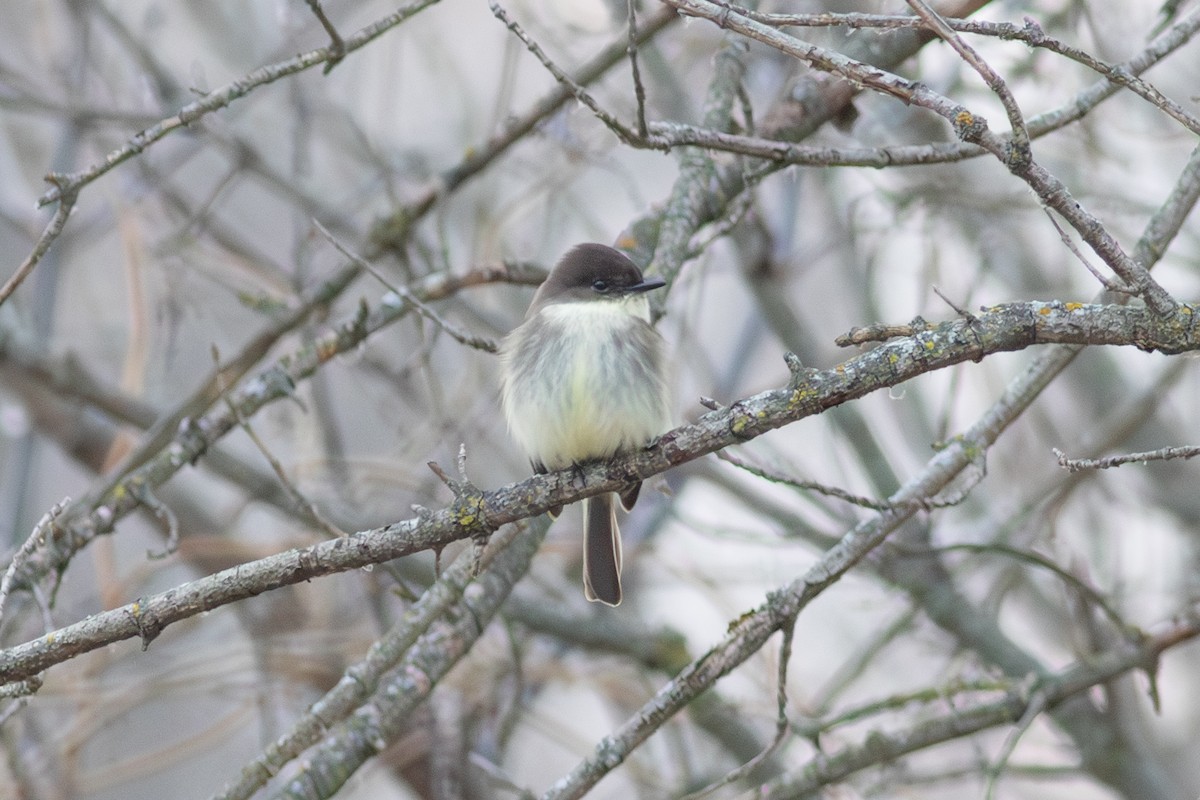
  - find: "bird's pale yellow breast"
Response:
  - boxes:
[500,295,668,470]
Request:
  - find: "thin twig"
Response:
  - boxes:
[718,448,968,511]
[663,0,1180,317]
[131,483,179,559]
[915,542,1133,635]
[726,6,1200,137]
[0,189,76,308]
[315,221,498,353]
[38,0,443,207]
[487,0,666,150]
[680,623,795,799]
[1042,209,1133,294]
[984,686,1047,800]
[627,0,649,138]
[1053,444,1200,472]
[0,498,69,631]
[907,0,1030,156]
[931,286,975,321]
[212,345,348,539]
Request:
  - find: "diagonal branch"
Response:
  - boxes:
[662,0,1179,315]
[3,300,1200,685]
[37,0,444,207]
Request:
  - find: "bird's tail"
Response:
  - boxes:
[582,493,622,606]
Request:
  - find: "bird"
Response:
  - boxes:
[499,243,670,605]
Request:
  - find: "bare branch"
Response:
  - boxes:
[663,0,1180,315]
[1054,444,1200,472]
[38,0,444,207]
[0,498,69,631]
[6,300,1200,686]
[0,189,76,308]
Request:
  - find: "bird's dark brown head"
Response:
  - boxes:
[527,243,665,315]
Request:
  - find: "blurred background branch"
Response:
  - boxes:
[1,1,1199,799]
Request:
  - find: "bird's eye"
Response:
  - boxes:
[591,279,609,293]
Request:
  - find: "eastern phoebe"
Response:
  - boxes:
[499,243,670,606]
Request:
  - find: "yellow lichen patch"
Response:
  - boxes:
[924,340,936,351]
[1065,302,1084,311]
[789,386,818,407]
[454,499,486,531]
[1039,306,1053,315]
[955,110,974,126]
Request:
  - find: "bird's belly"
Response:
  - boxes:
[504,309,666,469]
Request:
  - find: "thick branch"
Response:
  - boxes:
[3,300,1198,685]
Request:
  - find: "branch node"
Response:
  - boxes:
[428,448,495,542]
[127,599,164,650]
[950,106,989,144]
[304,0,347,73]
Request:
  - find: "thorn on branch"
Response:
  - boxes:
[127,598,164,650]
[783,352,814,388]
[427,460,452,488]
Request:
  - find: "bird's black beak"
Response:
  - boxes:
[629,276,666,294]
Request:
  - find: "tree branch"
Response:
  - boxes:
[3,300,1199,685]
